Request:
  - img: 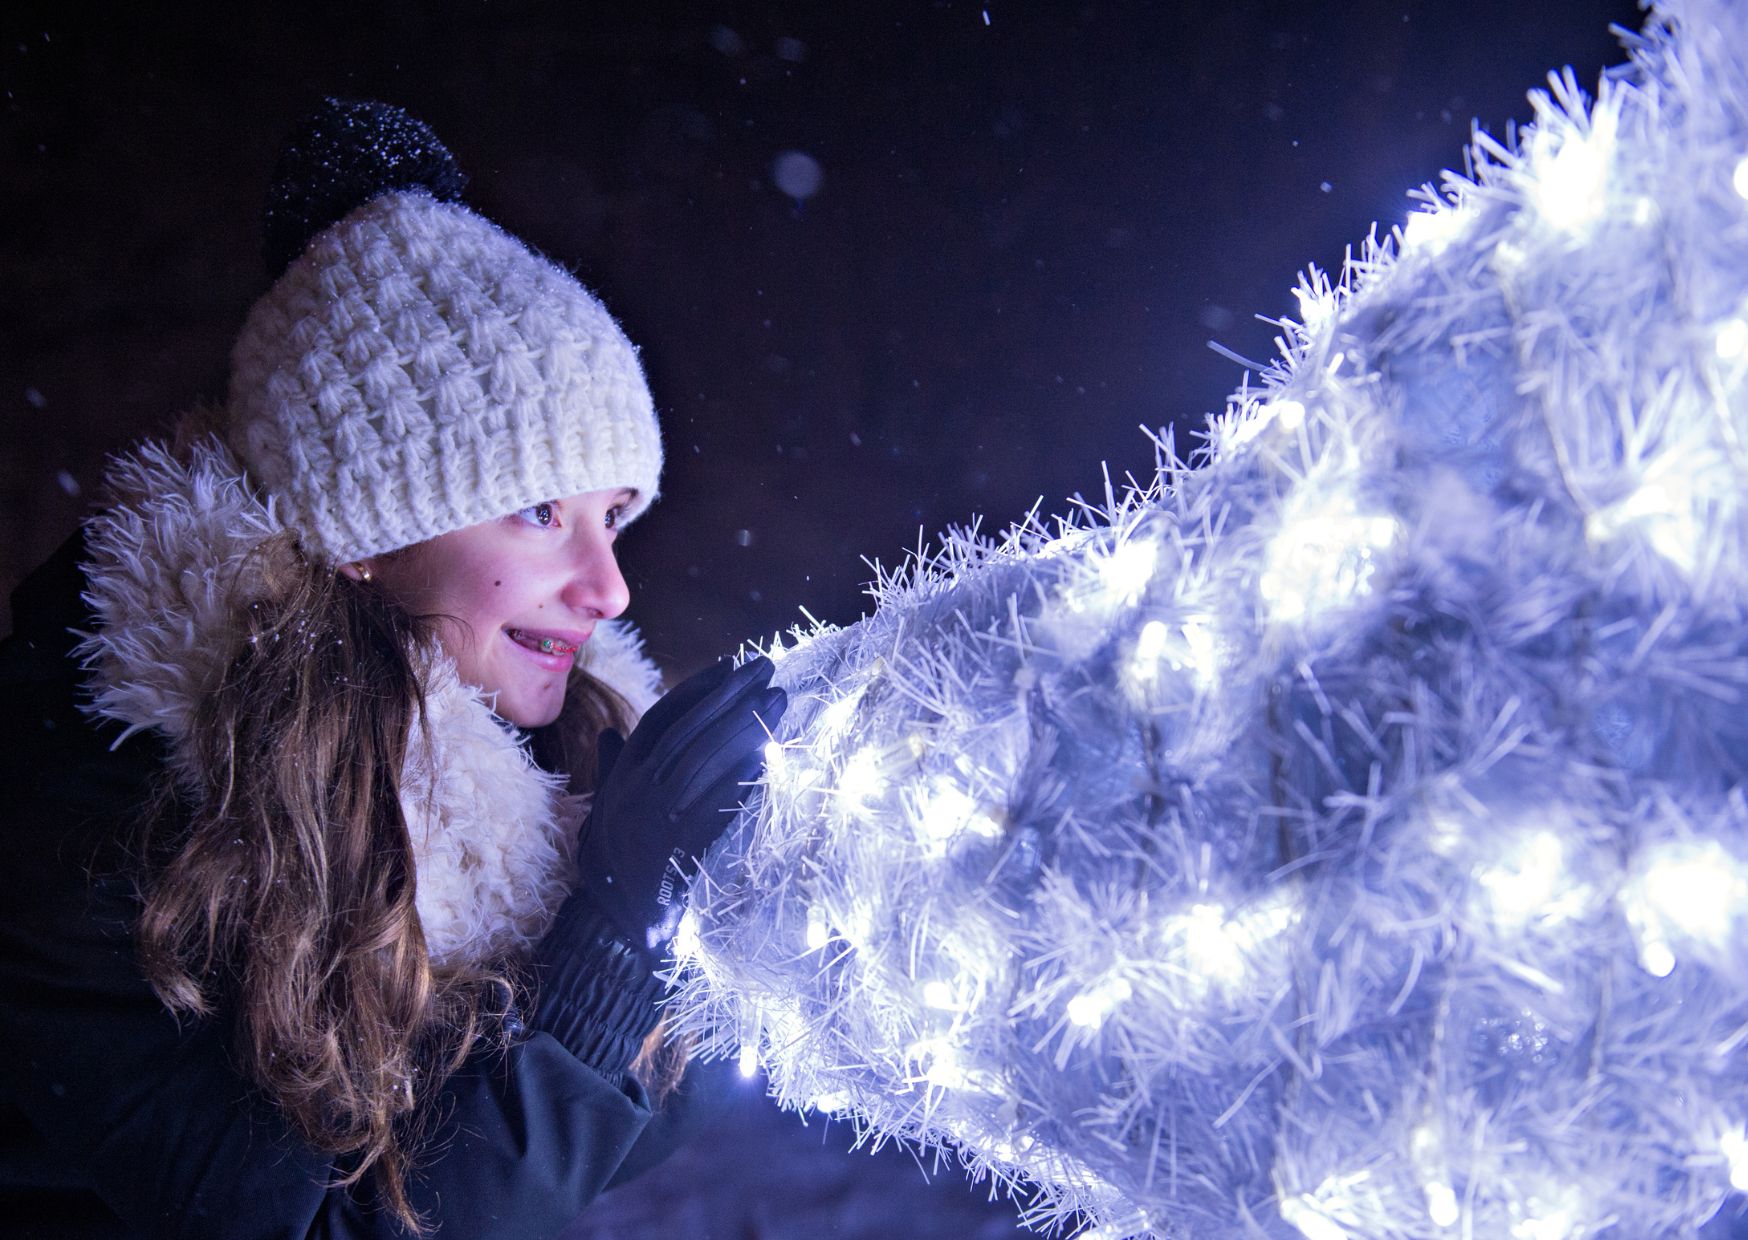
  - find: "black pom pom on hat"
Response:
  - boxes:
[262,98,468,278]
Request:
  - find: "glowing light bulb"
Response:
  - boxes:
[1620,843,1742,974]
[1717,317,1748,360]
[1182,903,1245,982]
[1099,538,1158,602]
[1639,939,1676,978]
[674,908,702,960]
[1126,617,1221,696]
[1066,977,1134,1029]
[923,980,956,1009]
[805,903,831,951]
[1294,286,1335,329]
[919,778,976,843]
[923,1040,968,1089]
[1477,831,1567,929]
[1426,1180,1459,1227]
[1404,207,1463,253]
[809,1089,851,1113]
[1492,238,1528,274]
[1261,500,1399,624]
[817,686,865,738]
[839,902,875,947]
[1275,398,1307,430]
[1509,1183,1583,1240]
[1163,897,1298,993]
[1721,1127,1748,1191]
[1734,155,1748,201]
[1281,1196,1353,1240]
[1135,619,1168,662]
[1179,618,1218,686]
[1511,1209,1576,1240]
[1586,472,1704,574]
[1643,845,1745,944]
[1225,405,1275,448]
[837,747,885,809]
[911,777,1002,854]
[763,739,786,769]
[1412,1124,1460,1226]
[1531,129,1609,233]
[738,1043,760,1078]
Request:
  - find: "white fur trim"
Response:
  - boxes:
[76,438,281,774]
[76,434,662,965]
[401,658,580,963]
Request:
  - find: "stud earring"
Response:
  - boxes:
[354,563,373,582]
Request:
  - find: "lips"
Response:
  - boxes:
[506,628,588,659]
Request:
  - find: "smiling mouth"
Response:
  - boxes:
[506,629,583,657]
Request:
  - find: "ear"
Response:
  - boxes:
[338,561,372,583]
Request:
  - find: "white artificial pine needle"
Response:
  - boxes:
[665,5,1748,1237]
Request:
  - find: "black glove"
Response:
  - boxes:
[580,655,786,961]
[525,898,667,1080]
[524,657,783,1079]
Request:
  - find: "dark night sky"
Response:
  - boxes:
[0,2,1662,1234]
[3,0,1644,671]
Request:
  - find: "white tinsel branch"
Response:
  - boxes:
[669,2,1748,1236]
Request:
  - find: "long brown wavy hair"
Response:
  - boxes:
[133,531,645,1232]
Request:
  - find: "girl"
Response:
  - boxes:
[0,99,783,1237]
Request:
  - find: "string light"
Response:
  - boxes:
[922,979,957,1009]
[1280,1174,1368,1240]
[804,903,831,951]
[1097,537,1158,604]
[1531,133,1609,232]
[1527,82,1615,234]
[1476,831,1570,929]
[1721,1126,1748,1191]
[1716,316,1748,359]
[1294,285,1337,330]
[1065,977,1133,1029]
[669,6,1748,1237]
[1260,500,1399,625]
[835,747,886,810]
[673,907,702,961]
[1624,842,1748,975]
[1274,398,1307,430]
[1404,206,1464,253]
[1425,1181,1459,1228]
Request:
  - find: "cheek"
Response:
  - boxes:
[432,546,509,613]
[404,558,514,655]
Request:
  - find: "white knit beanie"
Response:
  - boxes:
[226,102,663,566]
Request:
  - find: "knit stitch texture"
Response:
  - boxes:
[228,191,663,565]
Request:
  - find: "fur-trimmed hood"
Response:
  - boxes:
[74,433,663,966]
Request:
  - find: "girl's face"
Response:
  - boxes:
[357,487,635,728]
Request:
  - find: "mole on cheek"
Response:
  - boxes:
[494,580,502,587]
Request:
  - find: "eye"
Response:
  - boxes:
[605,505,627,532]
[516,502,559,529]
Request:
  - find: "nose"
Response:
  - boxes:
[561,529,631,620]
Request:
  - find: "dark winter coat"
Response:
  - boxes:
[0,439,725,1239]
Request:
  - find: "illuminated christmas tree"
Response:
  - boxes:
[670,2,1748,1234]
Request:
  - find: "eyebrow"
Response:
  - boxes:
[549,488,636,513]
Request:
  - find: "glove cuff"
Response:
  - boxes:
[532,899,667,1080]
